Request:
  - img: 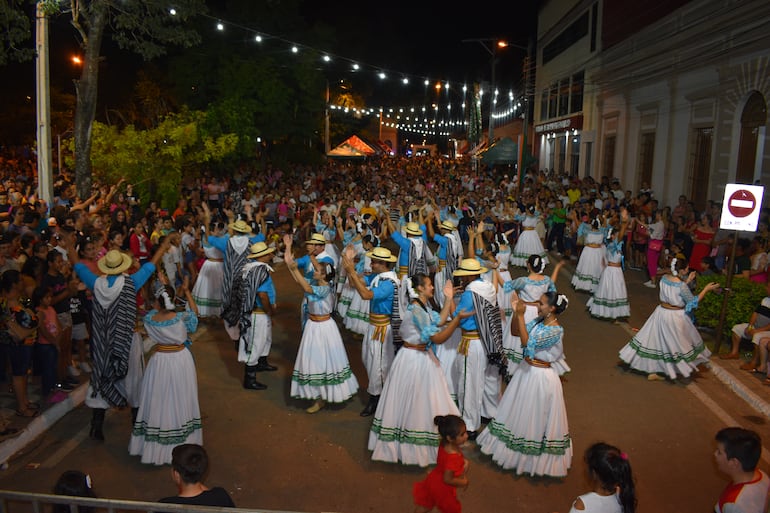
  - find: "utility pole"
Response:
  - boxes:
[324,81,330,154]
[36,1,53,207]
[519,38,534,187]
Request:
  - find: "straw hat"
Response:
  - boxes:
[440,220,456,232]
[405,222,423,236]
[229,219,252,234]
[246,241,276,259]
[97,250,133,275]
[453,258,488,276]
[366,247,397,262]
[305,233,327,245]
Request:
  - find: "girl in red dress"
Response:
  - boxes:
[413,415,469,513]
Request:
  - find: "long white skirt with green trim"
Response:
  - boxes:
[368,346,460,467]
[290,317,359,404]
[343,289,370,335]
[571,244,605,292]
[477,363,571,477]
[587,264,630,319]
[128,346,202,466]
[618,304,710,379]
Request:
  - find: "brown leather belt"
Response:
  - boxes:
[525,356,551,368]
[402,341,427,351]
[523,227,535,231]
[208,258,224,262]
[660,302,684,310]
[608,262,622,267]
[156,344,186,353]
[586,243,602,248]
[523,301,540,306]
[309,314,331,322]
[252,308,266,314]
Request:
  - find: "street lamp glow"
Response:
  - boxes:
[216,22,224,31]
[497,40,508,49]
[71,56,82,65]
[169,8,176,15]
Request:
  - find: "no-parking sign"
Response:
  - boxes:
[719,183,764,232]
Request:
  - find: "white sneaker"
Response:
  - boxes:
[67,365,81,377]
[643,280,656,288]
[79,361,92,373]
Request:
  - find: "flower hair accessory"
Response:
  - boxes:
[670,257,678,276]
[155,287,175,310]
[85,474,92,489]
[620,452,628,460]
[406,280,419,300]
[556,294,569,309]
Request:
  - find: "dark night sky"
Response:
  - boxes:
[1,1,542,126]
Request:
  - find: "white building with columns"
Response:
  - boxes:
[534,0,770,211]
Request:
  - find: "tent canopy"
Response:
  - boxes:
[479,137,518,165]
[327,135,381,158]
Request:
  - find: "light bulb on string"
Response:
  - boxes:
[169,8,177,15]
[216,22,224,31]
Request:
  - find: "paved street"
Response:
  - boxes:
[1,256,770,513]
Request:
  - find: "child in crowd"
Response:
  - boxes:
[714,427,770,513]
[413,415,469,513]
[158,444,235,507]
[32,286,64,403]
[568,442,637,513]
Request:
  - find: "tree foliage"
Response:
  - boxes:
[69,109,238,208]
[0,0,33,65]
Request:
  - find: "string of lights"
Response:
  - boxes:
[194,11,526,136]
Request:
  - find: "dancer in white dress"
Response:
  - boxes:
[587,210,631,320]
[368,273,468,467]
[343,234,377,335]
[618,257,719,380]
[477,290,572,477]
[284,235,359,414]
[500,254,564,376]
[511,204,548,268]
[129,282,201,466]
[191,221,225,318]
[572,216,607,293]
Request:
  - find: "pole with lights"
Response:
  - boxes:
[462,38,508,146]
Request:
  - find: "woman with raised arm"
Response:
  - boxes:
[284,235,359,414]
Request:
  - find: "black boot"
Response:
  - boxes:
[90,408,106,441]
[131,407,139,425]
[254,356,278,372]
[243,365,267,390]
[360,394,379,417]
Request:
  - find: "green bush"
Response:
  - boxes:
[695,274,767,339]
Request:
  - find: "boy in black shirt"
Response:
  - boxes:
[158,444,235,507]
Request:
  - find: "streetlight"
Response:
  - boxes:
[462,38,508,145]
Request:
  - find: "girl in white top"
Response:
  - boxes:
[568,442,637,513]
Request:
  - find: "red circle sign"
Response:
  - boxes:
[728,189,756,218]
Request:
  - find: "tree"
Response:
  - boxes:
[0,0,34,66]
[71,108,238,208]
[64,0,206,199]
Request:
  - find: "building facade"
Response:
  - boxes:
[534,0,770,211]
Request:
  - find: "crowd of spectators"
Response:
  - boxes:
[1,145,769,421]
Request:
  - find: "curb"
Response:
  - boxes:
[0,383,87,467]
[707,359,770,419]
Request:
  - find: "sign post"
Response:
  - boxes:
[714,184,765,354]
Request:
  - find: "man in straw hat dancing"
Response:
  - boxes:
[206,204,264,351]
[233,242,277,390]
[447,258,503,440]
[67,237,171,441]
[342,245,401,417]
